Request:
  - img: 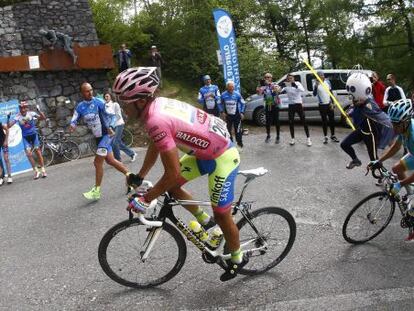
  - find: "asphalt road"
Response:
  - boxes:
[1,125,414,311]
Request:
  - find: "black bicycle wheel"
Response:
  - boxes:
[122,128,133,147]
[62,140,81,161]
[223,207,296,276]
[35,144,54,167]
[88,137,97,154]
[342,191,395,244]
[98,218,187,288]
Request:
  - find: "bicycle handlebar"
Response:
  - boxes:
[127,180,162,226]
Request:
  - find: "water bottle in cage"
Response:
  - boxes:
[207,226,224,249]
[188,220,209,242]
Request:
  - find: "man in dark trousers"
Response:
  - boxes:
[116,43,132,73]
[150,45,164,86]
[221,80,245,150]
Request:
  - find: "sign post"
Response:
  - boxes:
[0,100,32,175]
[213,9,241,92]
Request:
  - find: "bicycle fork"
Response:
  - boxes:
[140,227,163,262]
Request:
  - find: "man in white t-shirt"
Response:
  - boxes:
[280,73,312,146]
[313,71,339,144]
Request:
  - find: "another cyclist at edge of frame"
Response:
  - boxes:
[8,101,48,179]
[113,67,248,282]
[368,98,414,242]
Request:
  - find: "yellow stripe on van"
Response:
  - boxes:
[303,60,356,130]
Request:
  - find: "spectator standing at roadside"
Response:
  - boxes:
[0,121,12,185]
[150,46,164,87]
[221,80,245,149]
[383,73,406,108]
[313,71,339,144]
[371,71,387,111]
[198,75,222,117]
[280,73,311,146]
[104,93,136,163]
[8,101,48,179]
[116,43,132,73]
[256,73,281,144]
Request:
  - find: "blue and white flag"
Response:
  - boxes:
[0,99,32,175]
[213,9,241,93]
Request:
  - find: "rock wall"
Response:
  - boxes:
[0,0,111,155]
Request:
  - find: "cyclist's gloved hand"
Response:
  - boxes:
[126,172,143,188]
[128,195,150,213]
[368,160,382,170]
[390,181,402,197]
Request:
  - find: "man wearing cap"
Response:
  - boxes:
[313,71,339,144]
[198,75,222,117]
[150,45,164,87]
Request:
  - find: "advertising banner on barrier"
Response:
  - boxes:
[0,100,32,175]
[213,8,241,93]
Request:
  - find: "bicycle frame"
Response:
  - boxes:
[373,167,413,219]
[133,172,269,263]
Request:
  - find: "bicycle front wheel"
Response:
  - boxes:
[98,218,187,288]
[122,128,133,147]
[342,191,395,244]
[62,140,81,161]
[232,207,296,276]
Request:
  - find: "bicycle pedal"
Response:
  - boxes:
[201,251,217,264]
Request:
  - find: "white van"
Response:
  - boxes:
[244,69,373,126]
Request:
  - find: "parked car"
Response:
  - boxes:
[244,69,373,126]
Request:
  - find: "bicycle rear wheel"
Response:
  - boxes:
[98,218,187,288]
[122,128,133,147]
[227,207,296,276]
[342,191,395,244]
[62,140,81,161]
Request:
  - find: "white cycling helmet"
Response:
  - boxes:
[388,99,413,123]
[346,72,372,101]
[112,67,160,103]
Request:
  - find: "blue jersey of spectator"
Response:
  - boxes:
[221,90,245,115]
[70,97,116,138]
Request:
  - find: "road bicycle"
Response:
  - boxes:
[35,130,81,167]
[342,165,414,244]
[98,167,296,288]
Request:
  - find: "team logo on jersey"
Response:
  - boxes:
[153,131,167,142]
[196,110,207,124]
[176,131,210,149]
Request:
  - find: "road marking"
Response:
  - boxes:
[231,287,414,310]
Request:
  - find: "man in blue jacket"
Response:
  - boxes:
[198,75,221,116]
[221,80,245,149]
[70,82,130,200]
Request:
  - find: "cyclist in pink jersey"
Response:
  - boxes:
[113,67,248,281]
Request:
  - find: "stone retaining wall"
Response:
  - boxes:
[0,0,111,155]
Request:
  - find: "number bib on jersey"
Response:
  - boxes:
[209,116,230,140]
[205,97,216,109]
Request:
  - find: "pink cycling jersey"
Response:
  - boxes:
[143,97,231,160]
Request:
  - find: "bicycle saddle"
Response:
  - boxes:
[238,167,268,177]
